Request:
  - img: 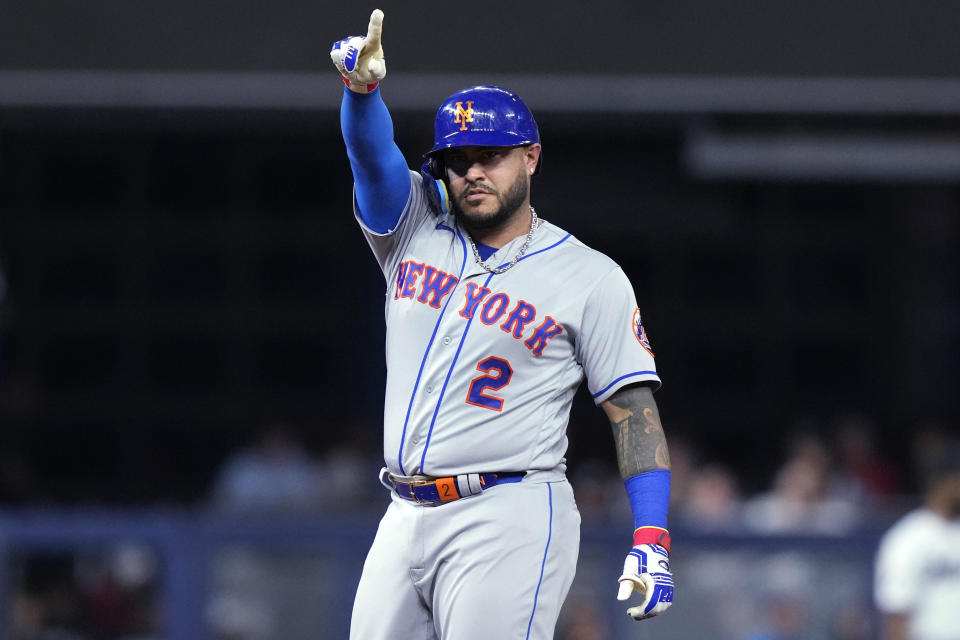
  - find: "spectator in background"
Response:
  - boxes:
[556,599,608,640]
[832,412,900,504]
[909,424,957,493]
[565,458,624,524]
[675,463,742,532]
[744,594,807,640]
[874,444,960,640]
[829,600,874,640]
[315,430,383,511]
[210,423,323,513]
[664,434,696,516]
[742,430,861,534]
[207,423,329,640]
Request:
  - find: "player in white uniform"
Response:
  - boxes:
[331,10,674,639]
[875,460,960,640]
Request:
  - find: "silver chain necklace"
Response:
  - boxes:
[467,206,539,275]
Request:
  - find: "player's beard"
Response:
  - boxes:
[451,170,528,232]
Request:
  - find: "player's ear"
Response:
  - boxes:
[524,143,542,175]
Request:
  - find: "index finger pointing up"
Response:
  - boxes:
[365,9,384,49]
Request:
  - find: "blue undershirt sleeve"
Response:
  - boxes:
[624,469,670,531]
[340,86,412,234]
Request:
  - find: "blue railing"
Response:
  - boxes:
[0,509,884,640]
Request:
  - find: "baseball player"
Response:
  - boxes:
[874,457,960,640]
[332,10,674,639]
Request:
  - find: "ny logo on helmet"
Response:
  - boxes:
[454,101,474,131]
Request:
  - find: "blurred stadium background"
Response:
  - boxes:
[0,1,958,638]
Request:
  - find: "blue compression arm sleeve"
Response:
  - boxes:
[624,469,670,531]
[340,86,411,233]
[625,469,672,550]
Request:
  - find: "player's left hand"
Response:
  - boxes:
[330,9,386,94]
[616,543,674,620]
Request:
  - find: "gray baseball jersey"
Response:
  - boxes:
[358,171,660,478]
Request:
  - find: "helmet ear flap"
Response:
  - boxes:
[420,159,450,215]
[424,156,445,180]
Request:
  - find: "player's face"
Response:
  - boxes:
[444,145,539,231]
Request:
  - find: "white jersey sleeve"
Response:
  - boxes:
[874,513,921,613]
[354,170,435,284]
[577,266,661,404]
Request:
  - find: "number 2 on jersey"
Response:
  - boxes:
[466,356,513,411]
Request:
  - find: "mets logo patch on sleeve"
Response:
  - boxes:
[632,308,655,357]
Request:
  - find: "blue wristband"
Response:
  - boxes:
[624,469,671,531]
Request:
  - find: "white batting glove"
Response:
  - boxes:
[330,9,386,94]
[617,543,674,620]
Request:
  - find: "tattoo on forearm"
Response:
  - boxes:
[603,384,670,478]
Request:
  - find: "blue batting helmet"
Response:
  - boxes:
[423,86,541,176]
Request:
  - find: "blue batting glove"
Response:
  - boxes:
[329,10,386,94]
